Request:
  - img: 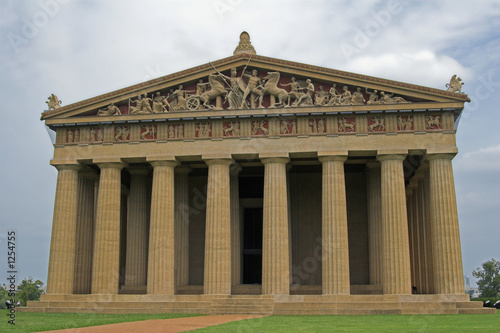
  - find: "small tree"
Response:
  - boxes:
[472,258,500,298]
[17,278,45,306]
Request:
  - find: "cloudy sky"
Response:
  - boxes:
[0,0,498,288]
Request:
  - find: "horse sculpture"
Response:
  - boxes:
[262,72,288,108]
[200,74,227,110]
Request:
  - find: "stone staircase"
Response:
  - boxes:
[19,293,496,315]
[211,296,274,315]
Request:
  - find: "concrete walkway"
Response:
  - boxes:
[37,314,267,333]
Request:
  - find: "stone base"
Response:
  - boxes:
[19,293,496,315]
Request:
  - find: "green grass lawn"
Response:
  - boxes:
[195,311,500,332]
[0,309,498,333]
[0,310,201,333]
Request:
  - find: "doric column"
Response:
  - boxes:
[203,157,233,295]
[175,166,190,287]
[147,158,177,294]
[92,160,126,294]
[74,169,97,294]
[261,155,290,295]
[366,162,383,286]
[427,153,464,294]
[418,165,433,294]
[319,154,350,295]
[46,163,80,294]
[377,153,411,294]
[125,167,150,287]
[230,165,242,287]
[406,182,420,291]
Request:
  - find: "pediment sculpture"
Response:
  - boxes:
[85,67,416,117]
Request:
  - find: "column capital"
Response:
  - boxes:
[319,155,347,163]
[260,157,289,165]
[377,154,407,162]
[50,160,81,171]
[425,153,456,161]
[230,163,242,175]
[93,158,127,170]
[149,160,178,168]
[204,158,234,166]
[366,161,381,169]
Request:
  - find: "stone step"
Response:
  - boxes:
[400,301,457,309]
[401,308,458,315]
[455,301,484,308]
[457,307,497,315]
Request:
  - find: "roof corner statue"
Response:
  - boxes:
[446,74,465,93]
[233,31,256,55]
[45,94,61,111]
[33,31,493,316]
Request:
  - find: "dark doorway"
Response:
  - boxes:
[242,208,263,284]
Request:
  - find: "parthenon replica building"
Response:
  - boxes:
[27,33,494,315]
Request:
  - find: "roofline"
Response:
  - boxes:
[41,53,470,120]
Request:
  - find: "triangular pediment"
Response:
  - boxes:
[41,53,470,125]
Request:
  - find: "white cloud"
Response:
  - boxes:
[343,50,472,88]
[456,144,500,172]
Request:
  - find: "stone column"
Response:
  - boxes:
[366,162,383,286]
[377,154,411,294]
[125,168,150,287]
[203,157,233,295]
[175,166,190,287]
[419,166,434,294]
[46,163,80,294]
[261,156,290,295]
[92,161,126,294]
[147,159,177,294]
[427,153,464,294]
[319,154,350,295]
[230,165,242,287]
[74,170,97,294]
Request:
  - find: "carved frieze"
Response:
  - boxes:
[397,115,414,131]
[338,117,356,133]
[168,124,184,139]
[425,115,442,130]
[141,124,157,140]
[309,118,326,134]
[251,120,269,136]
[66,128,80,143]
[196,122,212,138]
[223,121,240,137]
[280,119,297,135]
[90,127,104,143]
[367,116,385,132]
[114,126,130,141]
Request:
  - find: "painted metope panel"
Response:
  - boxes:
[140,125,157,140]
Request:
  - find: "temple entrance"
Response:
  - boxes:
[242,207,263,284]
